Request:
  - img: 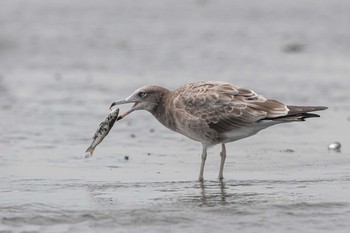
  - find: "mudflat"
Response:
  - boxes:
[1,0,349,232]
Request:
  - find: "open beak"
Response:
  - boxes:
[109,99,134,110]
[109,96,140,121]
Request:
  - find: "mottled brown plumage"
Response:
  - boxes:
[110,81,327,181]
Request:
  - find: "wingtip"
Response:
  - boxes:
[286,105,328,114]
[315,106,328,111]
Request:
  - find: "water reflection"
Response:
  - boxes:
[85,180,233,208]
[199,181,228,207]
[179,180,262,209]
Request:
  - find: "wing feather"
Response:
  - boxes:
[173,81,288,134]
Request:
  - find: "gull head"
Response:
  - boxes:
[109,86,167,120]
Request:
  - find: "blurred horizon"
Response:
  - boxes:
[1,0,349,85]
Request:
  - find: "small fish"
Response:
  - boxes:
[84,108,120,158]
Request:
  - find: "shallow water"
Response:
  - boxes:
[1,0,350,232]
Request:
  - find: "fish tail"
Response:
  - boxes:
[84,147,95,158]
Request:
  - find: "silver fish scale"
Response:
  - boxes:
[84,108,119,158]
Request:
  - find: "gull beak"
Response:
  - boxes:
[109,98,134,110]
[109,95,140,120]
[109,92,140,109]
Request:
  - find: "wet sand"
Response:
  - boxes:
[1,0,350,232]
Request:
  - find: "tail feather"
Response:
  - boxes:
[275,112,320,122]
[264,105,327,122]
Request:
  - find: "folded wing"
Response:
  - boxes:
[174,81,289,133]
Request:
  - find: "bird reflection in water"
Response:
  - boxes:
[198,181,228,207]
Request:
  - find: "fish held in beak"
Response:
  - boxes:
[109,97,140,121]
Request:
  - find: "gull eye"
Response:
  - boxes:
[138,91,147,98]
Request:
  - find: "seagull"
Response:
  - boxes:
[110,81,327,181]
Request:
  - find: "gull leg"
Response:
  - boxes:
[218,143,226,180]
[199,145,208,182]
